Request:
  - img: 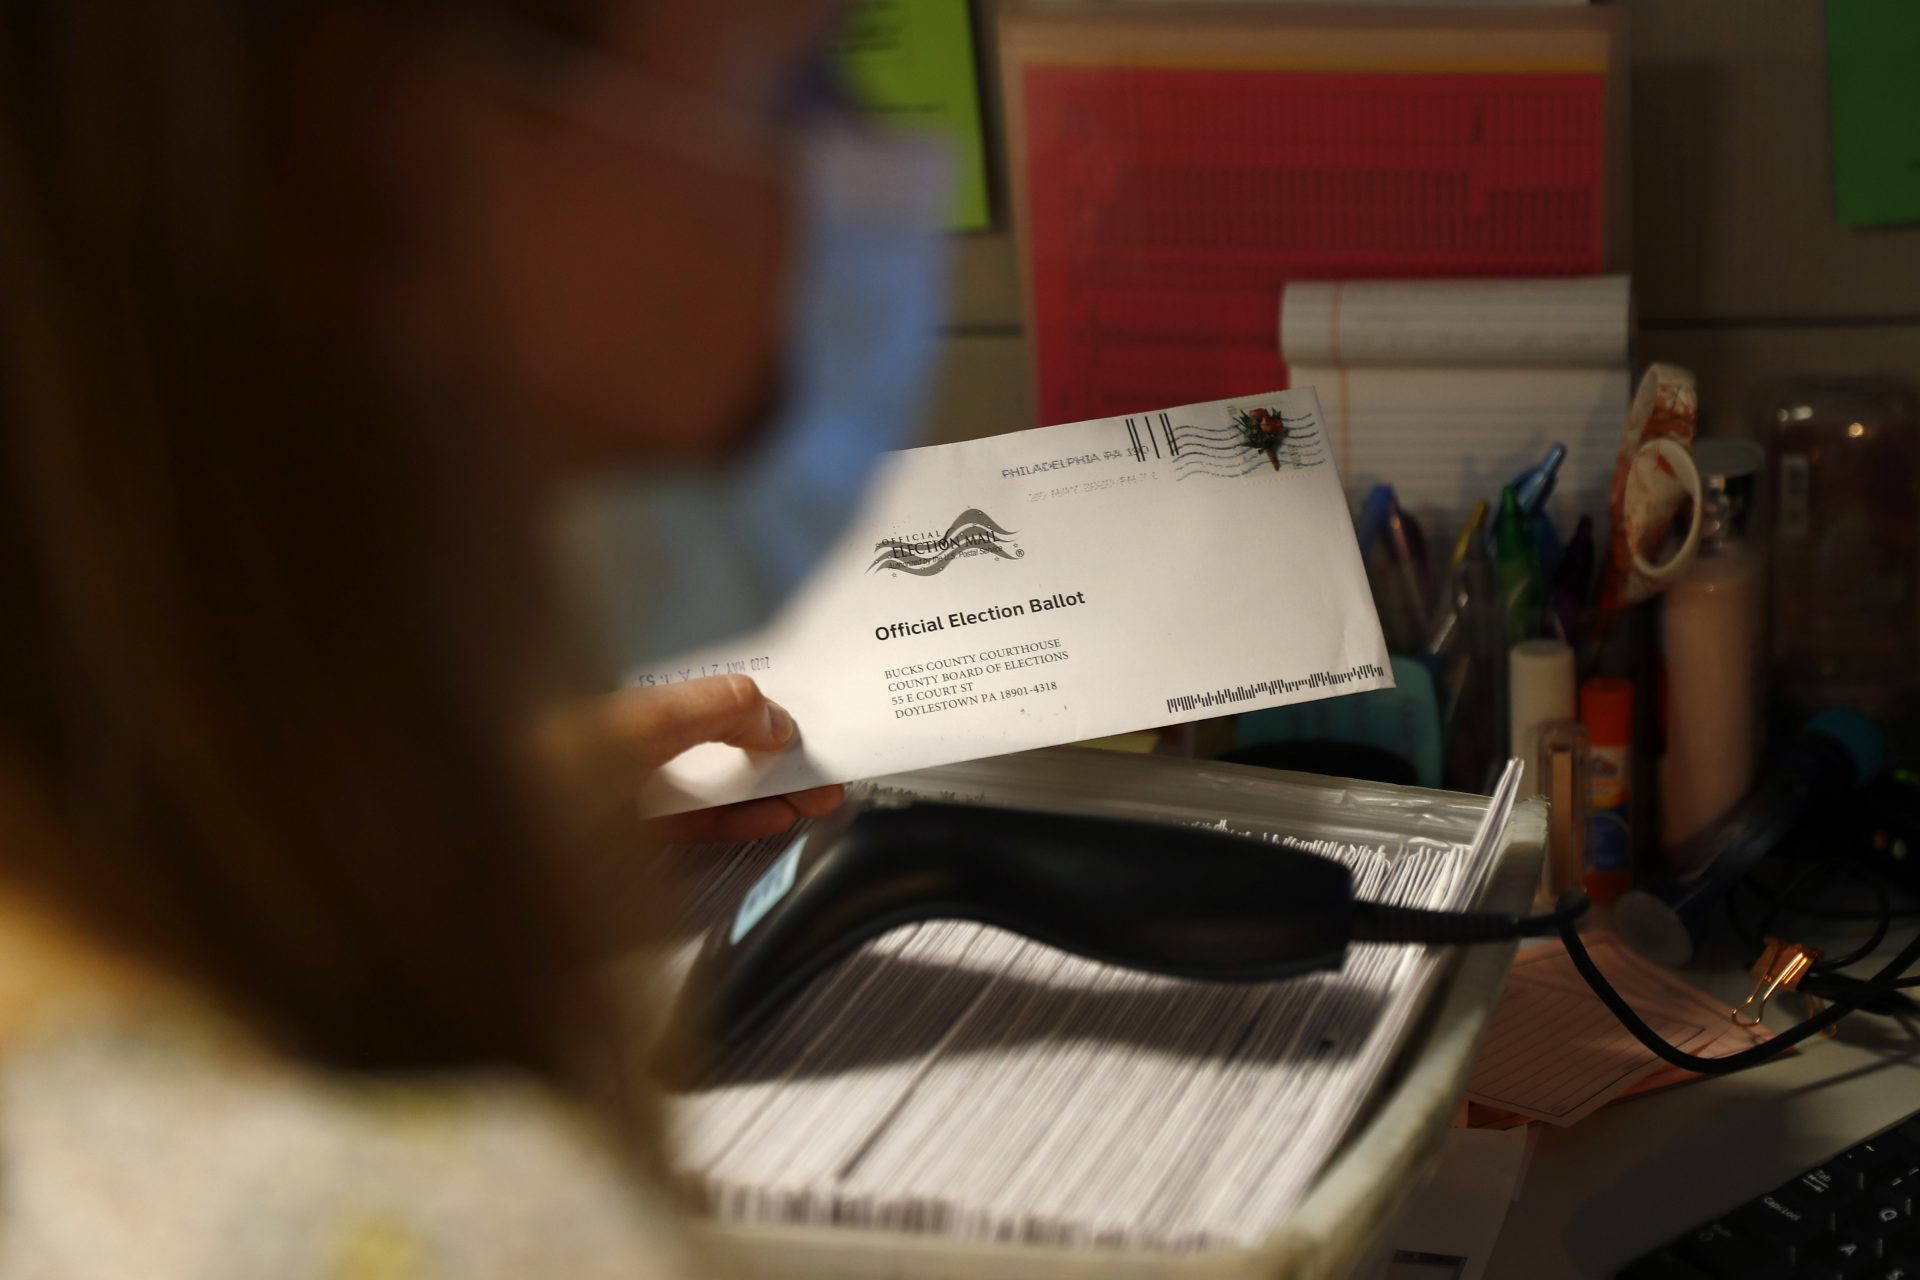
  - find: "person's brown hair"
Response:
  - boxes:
[0,1,616,1092]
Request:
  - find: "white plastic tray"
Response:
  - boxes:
[684,750,1546,1279]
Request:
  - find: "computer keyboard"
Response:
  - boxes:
[1620,1108,1920,1279]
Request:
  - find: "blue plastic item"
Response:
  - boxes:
[1354,484,1396,562]
[1806,707,1885,786]
[1486,444,1568,581]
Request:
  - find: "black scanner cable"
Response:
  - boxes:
[1555,901,1920,1074]
[1361,891,1917,1073]
[666,801,1920,1087]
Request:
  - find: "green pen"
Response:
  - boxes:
[1493,484,1540,644]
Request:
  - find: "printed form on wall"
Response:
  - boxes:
[1000,6,1626,427]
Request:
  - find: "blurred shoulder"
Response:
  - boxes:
[0,1015,712,1280]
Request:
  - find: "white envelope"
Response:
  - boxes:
[635,389,1391,815]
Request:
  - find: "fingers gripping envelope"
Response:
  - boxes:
[634,389,1393,815]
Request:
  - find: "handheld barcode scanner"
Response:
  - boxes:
[666,793,1920,1093]
[661,798,1579,1088]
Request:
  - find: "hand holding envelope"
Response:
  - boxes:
[630,390,1393,817]
[545,677,844,842]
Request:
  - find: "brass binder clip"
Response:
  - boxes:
[1734,938,1822,1028]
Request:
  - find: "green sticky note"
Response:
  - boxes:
[836,0,991,231]
[1827,0,1920,227]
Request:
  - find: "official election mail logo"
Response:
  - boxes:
[1159,404,1328,481]
[869,509,1023,577]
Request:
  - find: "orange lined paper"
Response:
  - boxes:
[1465,935,1773,1127]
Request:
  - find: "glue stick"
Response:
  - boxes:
[1509,639,1575,797]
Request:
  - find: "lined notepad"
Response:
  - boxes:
[664,757,1524,1252]
[1281,276,1632,525]
[1282,277,1629,369]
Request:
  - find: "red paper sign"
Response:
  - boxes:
[1019,66,1610,425]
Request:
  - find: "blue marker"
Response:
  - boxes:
[1513,443,1566,515]
[1487,443,1567,580]
[1354,484,1396,561]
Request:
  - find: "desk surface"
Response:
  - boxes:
[1483,933,1920,1279]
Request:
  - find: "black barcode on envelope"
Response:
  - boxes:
[1122,413,1179,462]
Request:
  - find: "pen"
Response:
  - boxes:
[1423,502,1491,666]
[1513,443,1566,517]
[1400,505,1432,602]
[1449,501,1489,576]
[1493,485,1540,644]
[1487,444,1566,581]
[1484,444,1564,549]
[1383,494,1432,636]
[1441,532,1503,790]
[1354,484,1395,561]
[1548,514,1596,649]
[1434,569,1474,726]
